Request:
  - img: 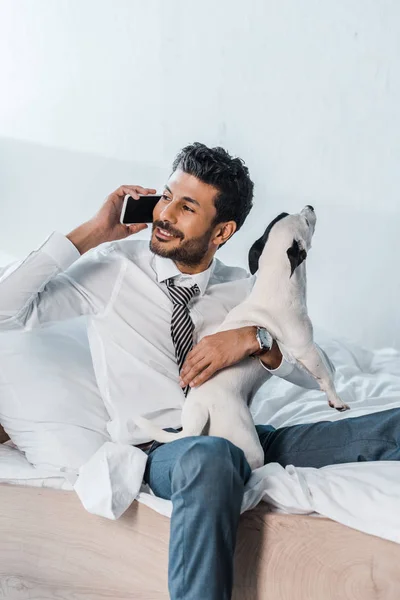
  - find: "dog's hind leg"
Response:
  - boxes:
[209,403,265,470]
[293,344,350,412]
[180,402,210,437]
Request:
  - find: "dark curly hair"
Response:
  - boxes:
[171,142,254,235]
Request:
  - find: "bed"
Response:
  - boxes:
[2,329,400,599]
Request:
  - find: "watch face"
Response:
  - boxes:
[259,328,272,349]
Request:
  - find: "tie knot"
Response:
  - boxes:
[166,278,200,307]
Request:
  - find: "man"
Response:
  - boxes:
[0,142,398,600]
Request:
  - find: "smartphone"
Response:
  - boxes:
[120,194,161,224]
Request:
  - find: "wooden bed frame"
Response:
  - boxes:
[1,430,400,599]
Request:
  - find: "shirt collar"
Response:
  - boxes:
[153,253,215,296]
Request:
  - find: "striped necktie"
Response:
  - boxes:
[166,277,200,396]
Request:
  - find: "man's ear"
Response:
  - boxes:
[287,239,307,277]
[248,212,289,274]
[213,221,236,247]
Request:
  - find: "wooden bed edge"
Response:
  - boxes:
[1,483,400,599]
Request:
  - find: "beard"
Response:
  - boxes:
[150,220,214,267]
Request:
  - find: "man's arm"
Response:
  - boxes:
[179,326,281,389]
[0,231,82,326]
[180,326,334,391]
[259,341,335,390]
[0,185,154,331]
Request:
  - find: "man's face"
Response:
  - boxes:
[150,169,220,268]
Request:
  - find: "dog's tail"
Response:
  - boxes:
[134,416,187,443]
[135,406,210,444]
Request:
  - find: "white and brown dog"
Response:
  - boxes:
[135,206,349,469]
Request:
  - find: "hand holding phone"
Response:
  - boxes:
[67,185,157,255]
[120,194,161,225]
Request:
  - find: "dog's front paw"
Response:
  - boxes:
[329,400,350,412]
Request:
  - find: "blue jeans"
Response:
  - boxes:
[143,407,400,600]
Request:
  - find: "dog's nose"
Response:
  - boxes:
[306,205,314,212]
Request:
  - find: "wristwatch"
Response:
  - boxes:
[251,326,273,357]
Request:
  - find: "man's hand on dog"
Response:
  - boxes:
[180,326,282,389]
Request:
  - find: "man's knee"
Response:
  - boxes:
[172,436,251,490]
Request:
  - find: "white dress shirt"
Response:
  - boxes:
[0,231,322,446]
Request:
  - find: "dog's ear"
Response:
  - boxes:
[287,239,307,277]
[248,212,289,274]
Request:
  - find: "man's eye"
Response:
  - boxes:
[161,194,170,201]
[183,205,195,213]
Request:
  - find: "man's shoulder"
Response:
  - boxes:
[206,258,255,309]
[211,258,255,289]
[75,239,153,280]
[93,238,151,264]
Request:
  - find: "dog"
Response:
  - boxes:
[135,206,349,470]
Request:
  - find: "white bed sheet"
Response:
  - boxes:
[1,330,400,544]
[251,328,400,428]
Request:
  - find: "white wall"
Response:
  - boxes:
[0,0,399,349]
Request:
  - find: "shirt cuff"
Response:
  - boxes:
[259,354,295,377]
[38,231,81,271]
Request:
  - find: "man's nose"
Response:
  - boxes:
[159,201,178,222]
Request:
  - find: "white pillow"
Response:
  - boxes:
[0,316,111,475]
